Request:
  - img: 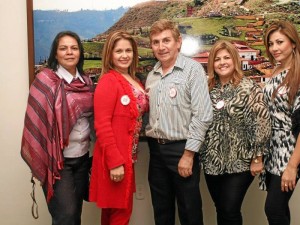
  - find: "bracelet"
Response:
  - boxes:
[254,158,260,163]
[254,153,263,163]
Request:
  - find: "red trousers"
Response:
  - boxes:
[101,195,133,225]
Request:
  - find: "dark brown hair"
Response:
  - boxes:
[48,31,84,74]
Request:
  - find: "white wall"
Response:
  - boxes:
[0,0,299,224]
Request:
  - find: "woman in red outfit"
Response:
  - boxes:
[89,30,148,225]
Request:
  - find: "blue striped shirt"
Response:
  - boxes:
[145,53,213,152]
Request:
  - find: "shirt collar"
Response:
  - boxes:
[56,65,85,84]
[214,79,235,92]
[153,53,185,75]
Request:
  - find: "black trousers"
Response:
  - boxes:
[43,153,89,225]
[205,171,254,225]
[147,138,203,225]
[265,171,299,225]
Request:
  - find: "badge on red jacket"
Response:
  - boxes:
[121,95,130,105]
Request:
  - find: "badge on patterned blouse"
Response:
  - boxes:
[278,86,287,95]
[169,87,177,98]
[121,95,130,105]
[216,100,225,109]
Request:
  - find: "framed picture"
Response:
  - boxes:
[26,0,300,85]
[26,0,34,86]
[26,0,155,85]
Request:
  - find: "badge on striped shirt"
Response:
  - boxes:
[169,87,177,98]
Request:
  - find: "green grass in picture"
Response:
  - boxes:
[83,42,104,53]
[84,58,155,71]
[175,17,256,43]
[138,47,153,58]
[84,60,101,70]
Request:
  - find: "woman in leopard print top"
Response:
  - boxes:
[200,40,271,225]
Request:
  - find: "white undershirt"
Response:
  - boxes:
[56,65,91,158]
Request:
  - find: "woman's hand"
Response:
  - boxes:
[281,164,298,192]
[250,156,264,176]
[110,165,125,182]
[281,135,300,192]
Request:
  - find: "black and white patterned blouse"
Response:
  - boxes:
[200,77,271,175]
[263,69,300,176]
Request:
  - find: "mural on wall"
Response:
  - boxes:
[29,0,300,84]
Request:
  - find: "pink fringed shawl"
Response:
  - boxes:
[21,68,94,202]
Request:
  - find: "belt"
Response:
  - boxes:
[155,138,185,145]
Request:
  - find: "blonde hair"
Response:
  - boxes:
[101,30,138,79]
[207,40,243,90]
[264,20,300,105]
[150,19,181,42]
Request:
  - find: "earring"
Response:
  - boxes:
[293,48,296,55]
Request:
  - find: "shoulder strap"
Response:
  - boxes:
[30,176,39,219]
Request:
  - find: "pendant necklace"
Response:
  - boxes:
[215,86,225,110]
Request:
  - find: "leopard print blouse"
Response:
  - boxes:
[263,70,300,176]
[200,77,271,175]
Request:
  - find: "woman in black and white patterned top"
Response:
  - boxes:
[200,40,271,225]
[263,20,300,225]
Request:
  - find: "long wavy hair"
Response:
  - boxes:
[100,30,138,79]
[264,20,300,105]
[48,31,84,74]
[207,40,243,90]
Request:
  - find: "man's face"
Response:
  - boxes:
[150,30,182,68]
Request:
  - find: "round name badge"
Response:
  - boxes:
[278,86,287,95]
[216,100,225,109]
[121,95,130,105]
[169,87,177,98]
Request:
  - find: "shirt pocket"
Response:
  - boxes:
[165,82,185,106]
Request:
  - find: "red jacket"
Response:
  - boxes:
[89,70,139,208]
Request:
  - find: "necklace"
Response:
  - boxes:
[214,86,225,110]
[272,64,290,77]
[214,83,235,110]
[121,73,145,93]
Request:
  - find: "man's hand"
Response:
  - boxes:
[178,150,195,178]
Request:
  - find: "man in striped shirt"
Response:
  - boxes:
[145,19,213,225]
